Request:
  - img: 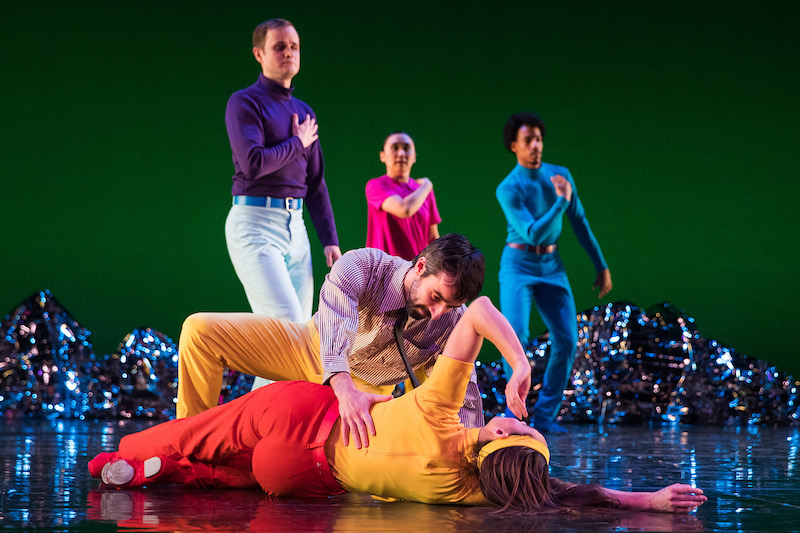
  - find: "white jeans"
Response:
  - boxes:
[225,204,314,389]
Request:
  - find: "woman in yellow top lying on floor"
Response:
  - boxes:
[89,297,706,513]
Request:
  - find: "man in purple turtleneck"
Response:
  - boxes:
[224,19,341,389]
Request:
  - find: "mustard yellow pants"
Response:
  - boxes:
[177,313,392,418]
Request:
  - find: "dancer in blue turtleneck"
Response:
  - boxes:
[496,112,612,434]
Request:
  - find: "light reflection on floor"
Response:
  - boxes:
[1,419,797,532]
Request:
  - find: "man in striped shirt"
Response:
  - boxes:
[177,234,532,448]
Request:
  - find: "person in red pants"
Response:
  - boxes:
[89,297,706,513]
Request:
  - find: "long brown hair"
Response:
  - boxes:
[476,446,620,513]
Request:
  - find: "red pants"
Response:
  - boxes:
[118,381,345,497]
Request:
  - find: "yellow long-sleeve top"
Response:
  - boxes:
[325,356,488,505]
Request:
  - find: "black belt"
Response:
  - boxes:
[506,242,557,254]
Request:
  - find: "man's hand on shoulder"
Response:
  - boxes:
[324,245,342,267]
[330,373,392,449]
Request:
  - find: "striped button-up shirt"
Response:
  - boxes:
[313,248,483,427]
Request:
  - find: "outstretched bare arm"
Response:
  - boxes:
[604,484,707,513]
[442,296,531,419]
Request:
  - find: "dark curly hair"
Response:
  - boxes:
[503,112,546,153]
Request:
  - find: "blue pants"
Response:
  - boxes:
[499,246,577,421]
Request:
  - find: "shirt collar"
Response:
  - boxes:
[257,73,294,101]
[515,163,542,179]
[378,259,413,314]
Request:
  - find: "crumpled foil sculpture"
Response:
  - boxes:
[2,291,798,424]
[0,290,94,417]
[478,301,799,426]
[1,290,252,420]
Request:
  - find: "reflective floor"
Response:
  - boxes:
[1,418,798,532]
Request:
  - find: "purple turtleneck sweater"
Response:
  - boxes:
[225,74,339,247]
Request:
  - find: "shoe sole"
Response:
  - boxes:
[101,461,134,486]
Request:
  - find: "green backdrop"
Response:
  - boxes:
[3,1,798,376]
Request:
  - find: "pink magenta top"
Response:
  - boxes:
[365,175,442,260]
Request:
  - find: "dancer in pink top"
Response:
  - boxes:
[365,132,441,260]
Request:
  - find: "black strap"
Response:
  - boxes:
[393,308,421,389]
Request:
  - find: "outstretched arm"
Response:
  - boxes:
[604,484,707,513]
[442,296,531,419]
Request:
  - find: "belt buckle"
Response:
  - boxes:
[285,197,294,210]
